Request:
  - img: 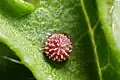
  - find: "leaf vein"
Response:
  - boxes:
[80,0,102,80]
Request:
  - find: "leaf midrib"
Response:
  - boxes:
[80,0,102,80]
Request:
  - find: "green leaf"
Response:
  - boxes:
[0,0,35,18]
[96,0,120,79]
[0,0,119,80]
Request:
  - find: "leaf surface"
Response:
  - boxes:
[0,0,119,80]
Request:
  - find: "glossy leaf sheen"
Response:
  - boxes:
[0,0,35,18]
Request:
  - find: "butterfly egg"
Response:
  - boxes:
[44,33,72,62]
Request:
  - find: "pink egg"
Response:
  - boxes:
[44,33,72,62]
